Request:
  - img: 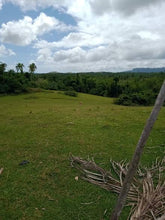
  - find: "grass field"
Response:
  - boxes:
[0,91,164,220]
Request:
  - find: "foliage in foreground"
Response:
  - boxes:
[71,156,165,219]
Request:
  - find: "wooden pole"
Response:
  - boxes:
[111,80,165,220]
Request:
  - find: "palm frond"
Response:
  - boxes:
[70,155,165,219]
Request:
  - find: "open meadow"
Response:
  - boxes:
[0,91,164,219]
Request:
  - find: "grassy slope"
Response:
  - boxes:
[0,91,164,220]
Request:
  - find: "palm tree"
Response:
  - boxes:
[16,63,24,74]
[28,63,37,74]
[28,63,37,80]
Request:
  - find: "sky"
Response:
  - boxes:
[0,0,165,73]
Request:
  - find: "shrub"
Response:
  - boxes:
[64,90,78,97]
[35,78,49,89]
[114,94,133,106]
[115,92,156,106]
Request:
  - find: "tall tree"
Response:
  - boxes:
[28,63,37,74]
[16,63,24,74]
[28,63,37,80]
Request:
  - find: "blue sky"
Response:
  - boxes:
[0,0,165,73]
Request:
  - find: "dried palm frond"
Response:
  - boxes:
[70,155,165,219]
[130,172,165,219]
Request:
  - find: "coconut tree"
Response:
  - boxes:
[28,63,37,74]
[28,63,37,80]
[16,63,24,74]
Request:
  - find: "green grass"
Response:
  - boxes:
[0,91,164,220]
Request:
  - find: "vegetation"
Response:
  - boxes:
[29,63,37,74]
[0,62,35,94]
[0,62,7,74]
[36,72,165,106]
[16,63,24,74]
[0,91,164,219]
[64,90,78,97]
[0,63,164,218]
[0,61,165,106]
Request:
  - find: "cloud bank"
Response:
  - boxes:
[0,0,165,72]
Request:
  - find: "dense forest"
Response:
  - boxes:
[0,61,165,106]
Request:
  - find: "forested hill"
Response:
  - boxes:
[48,68,165,75]
[129,67,165,73]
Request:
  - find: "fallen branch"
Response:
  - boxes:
[70,155,165,219]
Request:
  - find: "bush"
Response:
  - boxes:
[64,90,78,97]
[114,94,133,106]
[35,78,49,89]
[115,92,156,106]
[0,73,30,94]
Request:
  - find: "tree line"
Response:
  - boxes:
[0,62,37,94]
[38,72,165,106]
[0,61,165,106]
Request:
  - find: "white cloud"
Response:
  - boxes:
[1,0,165,72]
[54,47,86,63]
[52,45,117,64]
[0,16,36,46]
[37,48,53,63]
[5,0,163,17]
[137,31,160,41]
[111,0,164,16]
[32,0,165,72]
[2,0,66,11]
[0,12,70,46]
[89,0,111,15]
[53,39,165,64]
[35,32,106,50]
[88,0,165,16]
[35,33,165,73]
[33,12,60,35]
[0,44,15,57]
[1,0,164,17]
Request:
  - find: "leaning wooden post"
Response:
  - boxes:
[111,80,165,220]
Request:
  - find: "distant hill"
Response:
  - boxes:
[129,67,165,73]
[42,68,165,74]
